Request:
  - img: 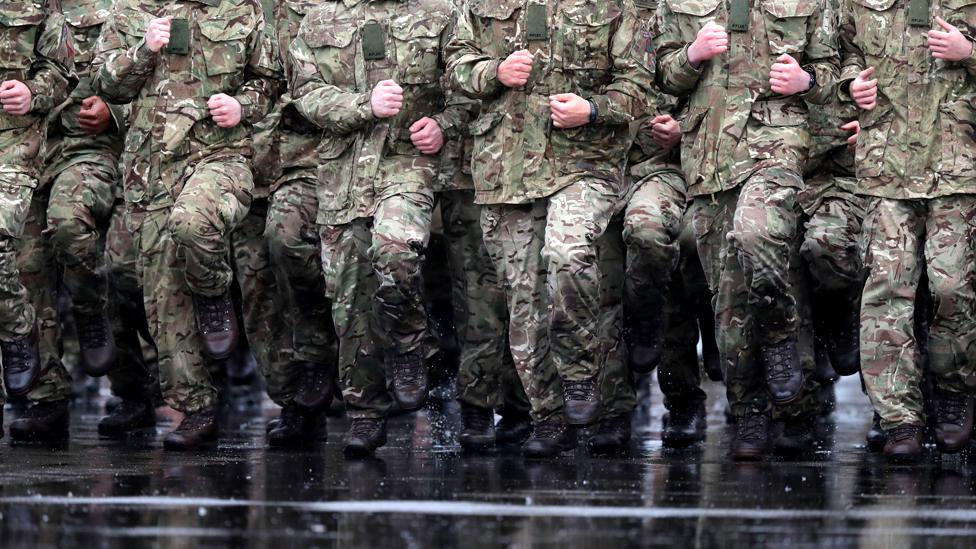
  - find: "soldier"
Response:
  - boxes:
[255,0,337,448]
[840,6,976,460]
[91,0,281,450]
[0,0,73,437]
[288,0,474,456]
[446,0,656,457]
[656,0,839,459]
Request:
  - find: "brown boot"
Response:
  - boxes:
[882,424,924,462]
[562,377,601,427]
[344,417,388,457]
[1,324,41,397]
[74,310,117,377]
[731,412,769,461]
[191,291,239,360]
[293,360,336,411]
[390,350,428,412]
[934,391,974,454]
[163,408,218,451]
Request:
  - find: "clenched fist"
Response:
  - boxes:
[928,17,974,61]
[850,67,877,111]
[549,93,590,129]
[78,96,111,135]
[498,50,534,88]
[409,117,444,155]
[371,79,403,118]
[208,93,243,128]
[0,80,32,116]
[146,16,172,53]
[769,54,811,96]
[840,120,860,151]
[687,22,728,68]
[649,114,680,151]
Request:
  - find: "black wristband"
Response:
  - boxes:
[588,99,598,124]
[803,67,817,93]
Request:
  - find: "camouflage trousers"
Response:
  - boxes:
[46,161,117,316]
[104,200,158,401]
[231,199,299,407]
[320,191,433,419]
[440,190,528,414]
[691,169,818,418]
[134,157,252,413]
[481,176,620,422]
[860,196,976,430]
[5,184,72,405]
[0,170,37,343]
[266,176,336,367]
[596,216,637,421]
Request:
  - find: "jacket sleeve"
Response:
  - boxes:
[233,3,282,125]
[90,10,158,104]
[28,8,73,115]
[431,12,478,140]
[837,0,863,101]
[589,1,658,126]
[798,0,840,105]
[653,1,703,97]
[444,3,504,100]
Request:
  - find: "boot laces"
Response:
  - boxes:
[197,295,230,334]
[940,394,969,427]
[889,425,921,442]
[394,354,424,386]
[177,411,213,433]
[112,400,147,419]
[736,414,768,442]
[2,337,32,374]
[463,405,493,432]
[299,363,326,392]
[76,312,109,348]
[350,418,381,438]
[532,420,565,440]
[763,343,795,382]
[278,405,304,429]
[564,380,597,402]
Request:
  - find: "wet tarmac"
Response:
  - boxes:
[1,375,975,548]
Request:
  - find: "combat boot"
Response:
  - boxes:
[522,420,576,458]
[496,410,532,445]
[163,408,218,450]
[1,324,41,397]
[760,338,803,404]
[866,413,886,452]
[883,424,924,462]
[293,360,336,411]
[268,404,314,448]
[98,399,156,437]
[74,310,117,377]
[191,291,239,360]
[731,412,769,461]
[9,399,70,441]
[625,318,665,374]
[773,414,817,456]
[459,402,495,451]
[588,413,632,455]
[662,401,707,448]
[390,350,428,412]
[934,391,974,454]
[563,377,601,426]
[821,300,860,376]
[344,417,387,457]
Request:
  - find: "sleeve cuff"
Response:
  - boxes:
[431,112,458,140]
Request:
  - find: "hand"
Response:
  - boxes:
[498,50,534,88]
[549,93,591,129]
[207,93,243,128]
[146,16,172,53]
[649,114,681,151]
[370,79,403,118]
[769,54,811,96]
[850,67,877,111]
[409,117,444,155]
[840,120,860,151]
[78,96,111,135]
[0,80,32,116]
[687,22,728,68]
[928,17,974,61]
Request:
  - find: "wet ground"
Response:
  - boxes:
[1,375,975,548]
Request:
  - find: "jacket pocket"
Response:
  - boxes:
[761,0,815,56]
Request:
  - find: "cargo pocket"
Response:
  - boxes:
[761,0,814,56]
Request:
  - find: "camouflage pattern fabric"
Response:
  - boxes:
[860,197,976,430]
[320,191,434,419]
[596,217,636,421]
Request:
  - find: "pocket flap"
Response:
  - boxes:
[680,107,707,133]
[318,135,355,160]
[761,0,816,18]
[0,1,43,27]
[285,0,319,16]
[944,0,976,9]
[562,4,620,26]
[750,99,806,127]
[116,8,149,38]
[198,18,253,42]
[469,112,504,136]
[665,0,722,17]
[64,1,111,28]
[471,0,521,20]
[850,0,898,11]
[301,19,356,48]
[390,15,448,40]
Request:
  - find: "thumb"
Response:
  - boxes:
[0,81,13,91]
[409,118,428,132]
[776,54,796,64]
[551,93,574,102]
[81,96,97,109]
[859,66,875,79]
[839,120,859,132]
[935,16,956,32]
[649,114,671,125]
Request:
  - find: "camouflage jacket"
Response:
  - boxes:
[655,0,839,197]
[446,0,656,205]
[91,0,281,210]
[43,0,126,186]
[0,0,73,180]
[840,0,976,199]
[288,0,475,226]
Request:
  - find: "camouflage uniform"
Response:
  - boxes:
[656,0,839,418]
[0,0,72,402]
[91,0,280,413]
[840,0,976,429]
[289,0,473,418]
[446,0,656,422]
[595,217,638,421]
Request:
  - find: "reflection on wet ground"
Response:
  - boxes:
[1,376,975,548]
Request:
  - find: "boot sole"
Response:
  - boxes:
[163,438,217,451]
[662,433,706,449]
[98,425,157,439]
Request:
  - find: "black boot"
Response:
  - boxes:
[293,360,336,411]
[74,310,117,377]
[191,291,239,360]
[773,414,817,456]
[459,402,495,451]
[98,399,156,437]
[2,325,41,397]
[934,391,974,454]
[662,401,707,448]
[390,350,428,412]
[522,420,576,458]
[588,414,632,455]
[268,404,324,448]
[866,413,886,452]
[625,318,665,374]
[819,296,860,377]
[760,339,803,404]
[9,399,70,441]
[496,410,532,445]
[163,408,218,451]
[344,417,388,457]
[731,412,769,461]
[563,378,601,427]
